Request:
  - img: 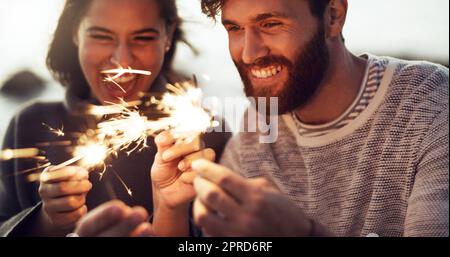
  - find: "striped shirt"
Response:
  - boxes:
[292,56,389,137]
[220,55,449,237]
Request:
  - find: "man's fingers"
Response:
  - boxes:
[162,137,201,162]
[193,198,230,237]
[40,180,92,199]
[194,176,240,218]
[192,159,248,202]
[178,148,216,172]
[97,206,149,237]
[41,166,88,183]
[75,200,128,236]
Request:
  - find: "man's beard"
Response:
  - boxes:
[235,25,330,115]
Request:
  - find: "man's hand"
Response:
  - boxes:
[38,166,92,230]
[191,159,321,237]
[151,131,216,209]
[74,200,153,237]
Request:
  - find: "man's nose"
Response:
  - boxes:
[111,42,134,67]
[242,29,269,65]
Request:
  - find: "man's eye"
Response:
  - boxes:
[226,25,241,32]
[262,22,282,29]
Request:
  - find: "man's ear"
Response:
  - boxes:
[326,0,348,39]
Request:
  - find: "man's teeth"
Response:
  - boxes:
[251,66,282,79]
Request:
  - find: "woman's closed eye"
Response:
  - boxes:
[90,34,114,41]
[133,35,157,42]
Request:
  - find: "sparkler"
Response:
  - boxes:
[101,65,152,93]
[4,65,218,198]
[0,148,40,161]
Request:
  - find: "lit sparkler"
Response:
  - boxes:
[4,66,217,198]
[101,65,152,93]
[0,148,40,161]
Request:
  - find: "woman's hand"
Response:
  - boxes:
[151,131,216,210]
[38,166,92,231]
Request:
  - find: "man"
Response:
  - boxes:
[190,0,449,236]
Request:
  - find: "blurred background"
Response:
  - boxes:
[0,0,449,142]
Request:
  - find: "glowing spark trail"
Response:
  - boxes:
[3,66,218,198]
[1,148,40,161]
[111,169,133,197]
[101,65,152,93]
[42,123,65,137]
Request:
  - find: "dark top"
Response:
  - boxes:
[0,77,231,236]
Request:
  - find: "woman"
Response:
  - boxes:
[0,0,230,237]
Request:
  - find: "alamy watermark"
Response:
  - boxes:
[202,96,279,144]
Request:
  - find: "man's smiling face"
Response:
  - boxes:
[222,0,330,114]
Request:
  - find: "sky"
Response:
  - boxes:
[0,0,449,138]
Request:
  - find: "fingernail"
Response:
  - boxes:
[156,133,168,144]
[178,161,185,170]
[191,159,204,170]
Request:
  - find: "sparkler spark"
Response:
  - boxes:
[101,65,152,93]
[0,148,40,161]
[42,123,65,137]
[111,169,133,197]
[5,71,217,200]
[88,81,218,160]
[73,143,109,168]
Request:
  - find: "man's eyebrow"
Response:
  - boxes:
[222,12,290,26]
[222,19,238,26]
[251,12,290,23]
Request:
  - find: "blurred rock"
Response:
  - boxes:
[1,70,46,100]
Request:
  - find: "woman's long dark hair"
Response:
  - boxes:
[46,0,188,98]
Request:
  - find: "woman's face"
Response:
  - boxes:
[75,0,173,103]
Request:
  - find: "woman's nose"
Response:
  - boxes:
[111,43,134,67]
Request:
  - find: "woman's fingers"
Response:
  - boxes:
[178,148,216,172]
[40,180,92,199]
[43,194,87,213]
[179,171,197,184]
[161,137,202,162]
[51,205,88,228]
[40,166,88,183]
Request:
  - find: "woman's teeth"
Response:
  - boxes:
[109,74,137,83]
[251,66,282,79]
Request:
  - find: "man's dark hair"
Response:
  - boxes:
[201,0,332,20]
[47,0,187,97]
